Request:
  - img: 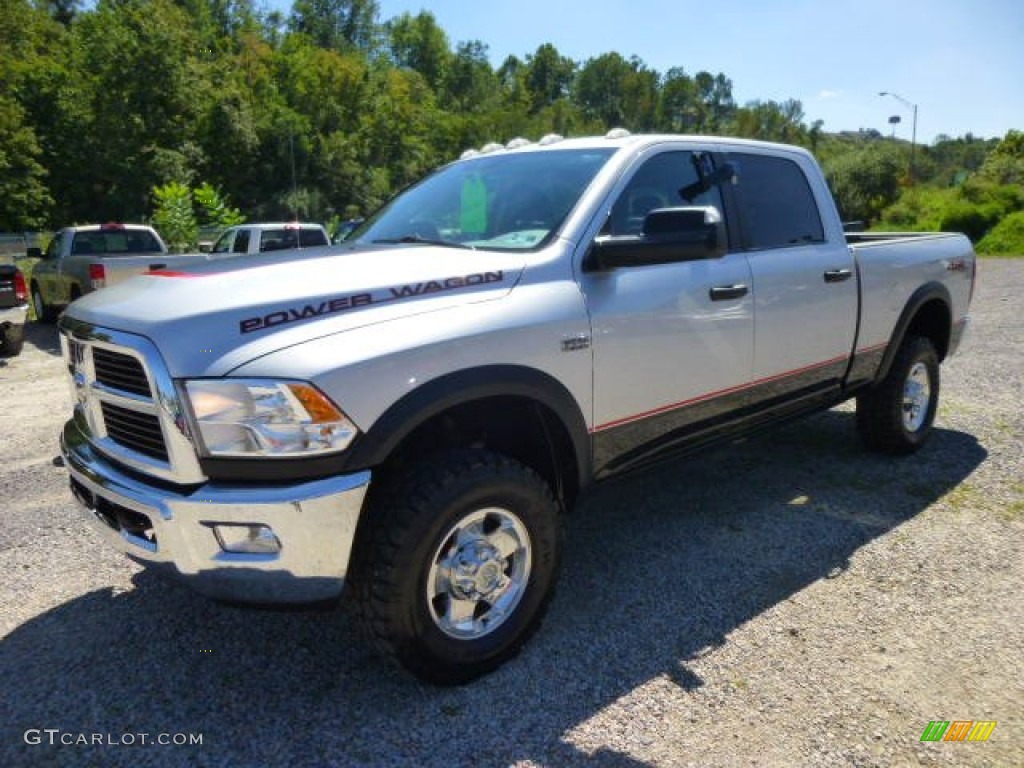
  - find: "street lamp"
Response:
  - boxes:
[879,91,918,183]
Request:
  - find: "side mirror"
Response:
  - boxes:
[588,206,727,270]
[198,242,213,253]
[26,247,43,259]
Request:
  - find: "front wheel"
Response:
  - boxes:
[348,448,562,685]
[856,336,940,454]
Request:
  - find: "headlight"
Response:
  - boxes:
[183,379,358,458]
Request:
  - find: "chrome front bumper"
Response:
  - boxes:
[61,419,371,603]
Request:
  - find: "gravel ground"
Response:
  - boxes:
[1,260,1021,768]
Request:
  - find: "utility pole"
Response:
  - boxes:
[879,91,918,184]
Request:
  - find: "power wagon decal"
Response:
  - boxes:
[239,270,505,334]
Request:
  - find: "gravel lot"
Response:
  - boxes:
[1,260,1021,767]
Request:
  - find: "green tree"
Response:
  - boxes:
[575,52,657,130]
[61,0,209,221]
[0,96,53,229]
[385,11,450,91]
[194,182,245,228]
[976,129,1024,186]
[732,99,808,144]
[824,142,904,223]
[0,0,59,228]
[524,43,576,114]
[442,40,498,113]
[290,0,380,52]
[152,181,198,252]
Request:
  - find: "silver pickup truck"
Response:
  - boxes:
[57,133,975,684]
[29,224,224,321]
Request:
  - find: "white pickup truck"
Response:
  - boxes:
[57,132,974,684]
[207,222,330,255]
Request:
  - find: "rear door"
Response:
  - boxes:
[579,145,755,476]
[726,149,857,401]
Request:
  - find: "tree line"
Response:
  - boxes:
[1,0,1021,252]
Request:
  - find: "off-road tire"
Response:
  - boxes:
[348,448,562,685]
[856,336,940,454]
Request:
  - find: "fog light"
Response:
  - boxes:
[213,524,281,555]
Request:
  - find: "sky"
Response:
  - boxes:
[274,0,1024,145]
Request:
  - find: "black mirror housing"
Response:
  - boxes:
[588,206,727,270]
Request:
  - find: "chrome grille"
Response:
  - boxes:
[100,402,169,461]
[60,318,206,485]
[92,347,151,396]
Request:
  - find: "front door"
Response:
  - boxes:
[578,146,755,476]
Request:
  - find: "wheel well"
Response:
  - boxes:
[381,396,581,511]
[905,298,951,361]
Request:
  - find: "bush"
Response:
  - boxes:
[875,186,954,231]
[976,211,1024,256]
[938,201,1003,241]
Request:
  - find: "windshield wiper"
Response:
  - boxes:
[372,235,475,250]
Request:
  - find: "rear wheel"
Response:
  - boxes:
[31,283,57,323]
[856,336,940,454]
[348,448,562,685]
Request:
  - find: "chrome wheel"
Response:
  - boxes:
[426,507,532,640]
[902,361,931,432]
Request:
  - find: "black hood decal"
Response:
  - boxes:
[239,270,505,334]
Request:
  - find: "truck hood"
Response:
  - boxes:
[66,244,525,376]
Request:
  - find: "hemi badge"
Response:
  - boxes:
[946,259,968,272]
[561,334,591,352]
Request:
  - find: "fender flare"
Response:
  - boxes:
[874,281,952,383]
[342,365,592,488]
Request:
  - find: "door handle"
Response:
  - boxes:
[148,263,167,271]
[708,284,749,301]
[824,268,853,283]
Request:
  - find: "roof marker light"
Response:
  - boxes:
[479,142,506,154]
[460,149,480,160]
[538,133,564,146]
[505,137,532,149]
[605,127,632,139]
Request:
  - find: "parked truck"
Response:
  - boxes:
[29,224,204,321]
[57,133,974,684]
[206,222,330,255]
[0,258,29,356]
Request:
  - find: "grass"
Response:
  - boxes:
[1003,500,1024,521]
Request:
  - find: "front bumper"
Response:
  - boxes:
[61,419,371,603]
[0,304,28,328]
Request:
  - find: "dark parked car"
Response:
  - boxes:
[0,261,29,356]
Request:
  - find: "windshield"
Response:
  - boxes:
[353,148,616,251]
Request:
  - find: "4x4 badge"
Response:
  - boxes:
[561,334,590,352]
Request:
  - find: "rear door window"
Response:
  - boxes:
[299,228,327,247]
[728,153,824,249]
